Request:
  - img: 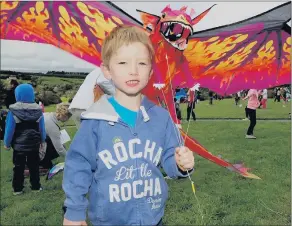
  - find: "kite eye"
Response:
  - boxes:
[162,13,166,18]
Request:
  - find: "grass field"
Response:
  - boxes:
[45,98,291,127]
[180,98,291,119]
[1,99,291,225]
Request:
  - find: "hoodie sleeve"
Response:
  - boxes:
[4,111,16,148]
[39,115,46,143]
[160,116,194,179]
[63,119,98,222]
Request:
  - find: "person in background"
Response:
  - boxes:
[195,90,201,104]
[209,90,214,105]
[39,101,45,113]
[174,98,182,121]
[4,84,46,195]
[187,88,196,121]
[235,91,240,106]
[281,87,287,107]
[242,89,250,121]
[5,79,19,109]
[0,109,8,140]
[39,103,72,171]
[261,89,268,109]
[242,89,261,139]
[258,91,263,109]
[275,88,281,102]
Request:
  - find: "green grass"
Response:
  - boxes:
[60,97,69,103]
[45,98,291,120]
[1,120,290,225]
[179,98,291,119]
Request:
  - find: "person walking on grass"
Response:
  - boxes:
[242,89,261,139]
[261,89,268,109]
[186,88,196,121]
[62,25,195,226]
[174,98,182,121]
[235,91,240,106]
[4,84,46,195]
[242,89,250,121]
[209,90,214,105]
[274,88,281,102]
[280,87,288,107]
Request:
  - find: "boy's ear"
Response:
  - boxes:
[100,63,111,80]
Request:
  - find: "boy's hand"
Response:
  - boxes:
[63,218,87,226]
[175,146,194,172]
[4,146,10,150]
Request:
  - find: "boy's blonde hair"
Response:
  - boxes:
[101,25,154,67]
[56,103,71,119]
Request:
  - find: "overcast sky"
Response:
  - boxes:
[1,2,289,73]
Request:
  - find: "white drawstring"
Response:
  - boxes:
[140,106,150,122]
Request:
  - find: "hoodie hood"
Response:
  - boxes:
[9,102,42,122]
[81,94,155,123]
[15,84,35,103]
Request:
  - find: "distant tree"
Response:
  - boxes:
[31,76,39,88]
[0,79,7,107]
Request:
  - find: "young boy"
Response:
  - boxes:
[62,25,195,226]
[4,84,46,195]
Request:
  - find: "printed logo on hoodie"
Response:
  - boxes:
[98,138,163,209]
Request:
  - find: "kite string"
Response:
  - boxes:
[162,53,205,225]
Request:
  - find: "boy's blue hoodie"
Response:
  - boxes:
[63,94,194,225]
[4,84,46,150]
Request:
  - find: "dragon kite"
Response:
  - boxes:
[1,1,291,179]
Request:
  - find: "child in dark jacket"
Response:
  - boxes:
[4,84,46,195]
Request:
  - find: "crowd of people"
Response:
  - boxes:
[174,85,290,140]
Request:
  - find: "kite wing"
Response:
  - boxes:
[1,1,144,66]
[1,1,262,179]
[184,2,291,95]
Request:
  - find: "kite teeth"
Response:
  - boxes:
[190,83,200,91]
[153,83,165,90]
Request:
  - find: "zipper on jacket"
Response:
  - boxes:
[133,110,140,223]
[117,110,145,223]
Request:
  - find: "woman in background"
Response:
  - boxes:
[242,89,261,139]
[39,103,72,171]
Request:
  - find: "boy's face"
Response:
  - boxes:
[101,42,153,96]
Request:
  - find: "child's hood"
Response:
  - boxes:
[9,84,42,121]
[81,94,156,122]
[15,84,35,103]
[9,102,43,122]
